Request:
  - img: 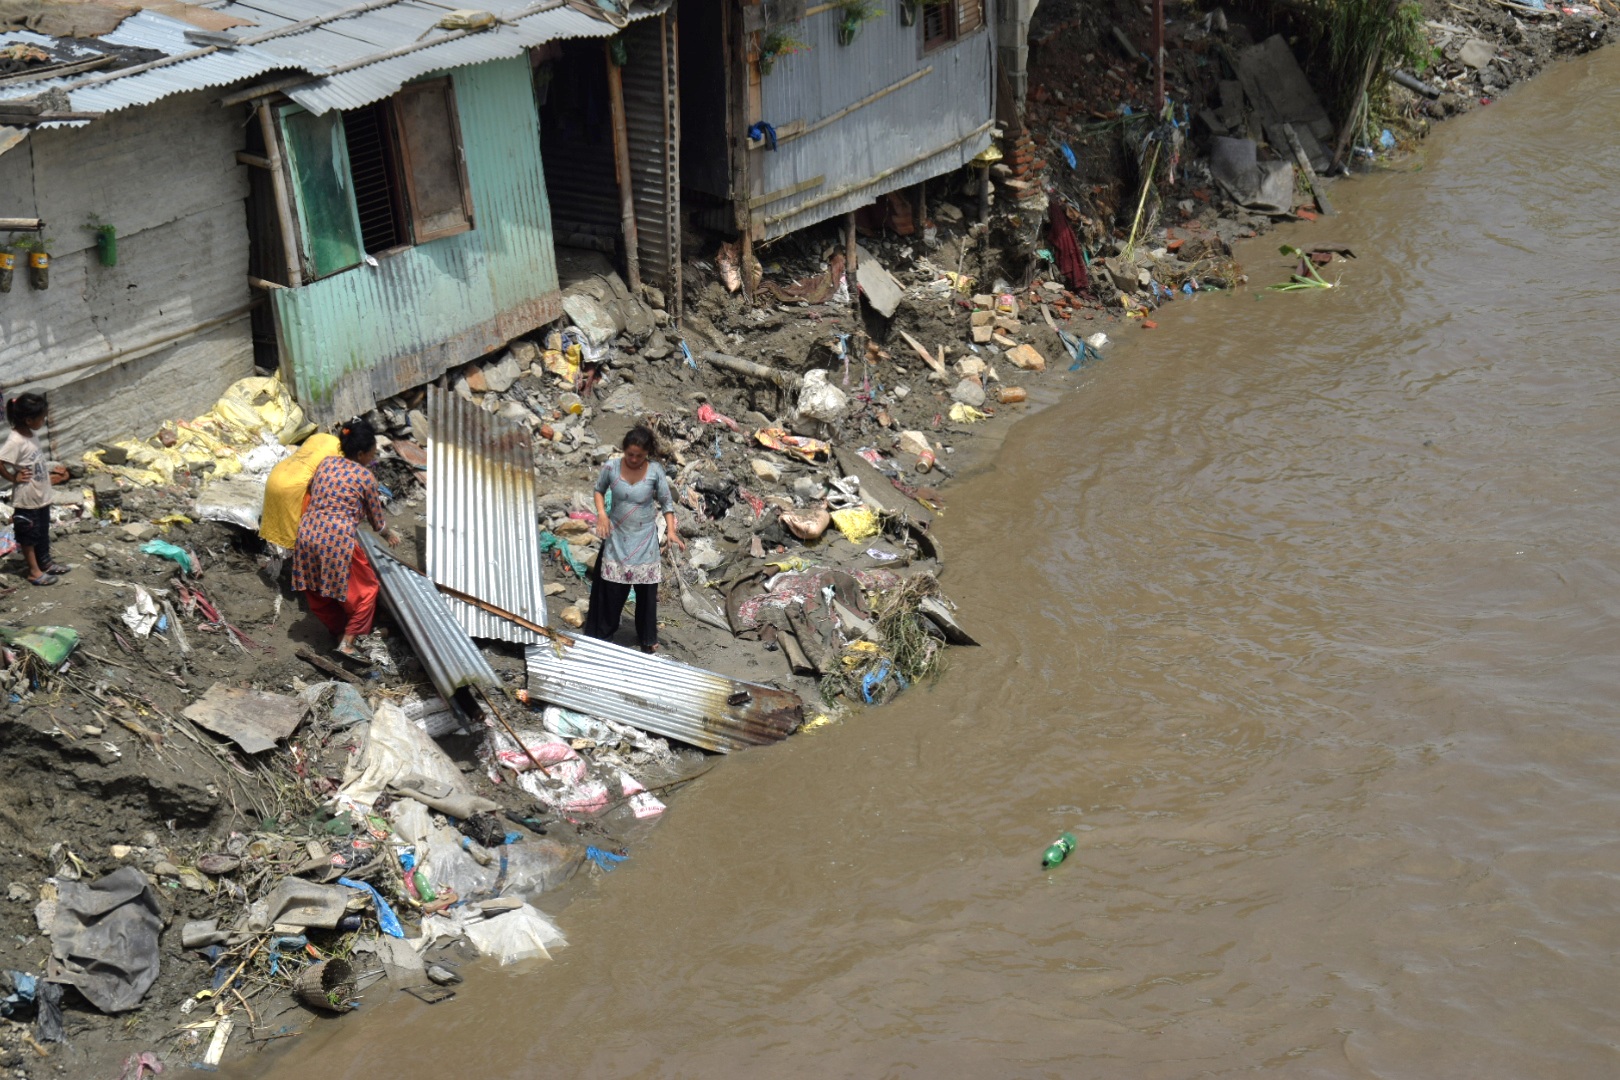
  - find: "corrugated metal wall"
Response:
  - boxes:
[751,1,996,240]
[621,12,682,316]
[274,56,561,423]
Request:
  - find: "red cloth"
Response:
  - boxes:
[1048,202,1089,291]
[305,545,379,637]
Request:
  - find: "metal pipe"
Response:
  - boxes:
[1390,69,1441,98]
[257,103,303,288]
[604,41,641,292]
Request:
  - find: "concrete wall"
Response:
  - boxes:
[0,90,254,455]
[997,0,1039,114]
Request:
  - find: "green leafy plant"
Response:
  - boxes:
[1267,245,1336,291]
[758,26,811,74]
[837,0,884,45]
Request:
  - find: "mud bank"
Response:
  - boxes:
[1,0,1609,1075]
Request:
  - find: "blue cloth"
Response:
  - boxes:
[339,877,404,938]
[748,121,778,150]
[586,846,628,872]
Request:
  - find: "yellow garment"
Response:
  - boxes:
[830,507,881,543]
[258,434,341,548]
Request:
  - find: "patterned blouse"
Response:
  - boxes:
[291,456,386,601]
[595,458,676,585]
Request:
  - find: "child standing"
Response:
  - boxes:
[1,393,70,586]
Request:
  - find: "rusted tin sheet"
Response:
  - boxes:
[361,530,499,702]
[182,684,307,754]
[426,385,548,645]
[524,637,802,753]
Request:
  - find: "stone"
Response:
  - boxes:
[510,340,541,366]
[641,330,672,361]
[991,333,1018,349]
[559,606,585,628]
[498,402,534,427]
[971,324,994,344]
[897,429,933,458]
[970,310,995,327]
[87,543,108,559]
[951,379,986,407]
[452,375,474,401]
[599,384,646,415]
[994,316,1020,334]
[544,582,567,596]
[1457,37,1495,69]
[392,439,427,469]
[956,357,987,378]
[750,458,782,484]
[936,202,964,223]
[640,284,666,310]
[562,292,619,347]
[1004,344,1047,372]
[117,522,158,542]
[464,365,488,393]
[482,352,522,393]
[96,443,129,466]
[791,476,825,501]
[409,409,430,444]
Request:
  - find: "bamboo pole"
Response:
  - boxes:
[257,103,303,288]
[604,41,642,292]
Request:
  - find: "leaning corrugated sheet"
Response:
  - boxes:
[361,530,499,702]
[426,386,548,645]
[2,0,668,117]
[524,638,803,754]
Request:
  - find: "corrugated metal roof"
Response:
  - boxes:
[426,385,549,645]
[524,638,803,754]
[1,0,667,117]
[361,529,501,702]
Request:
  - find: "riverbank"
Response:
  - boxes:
[1,1,1611,1075]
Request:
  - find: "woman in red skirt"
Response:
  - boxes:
[291,419,400,658]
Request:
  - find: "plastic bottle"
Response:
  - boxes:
[1042,832,1077,869]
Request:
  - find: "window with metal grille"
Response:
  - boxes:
[343,103,405,255]
[279,77,475,279]
[922,0,983,50]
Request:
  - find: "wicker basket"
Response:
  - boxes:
[292,958,356,1013]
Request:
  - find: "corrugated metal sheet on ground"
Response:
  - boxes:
[524,638,803,754]
[426,385,548,645]
[361,530,499,702]
[2,0,668,117]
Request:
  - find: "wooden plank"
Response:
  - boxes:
[748,174,824,209]
[897,329,947,375]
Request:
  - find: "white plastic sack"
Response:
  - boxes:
[338,702,469,810]
[797,368,849,423]
[462,904,568,965]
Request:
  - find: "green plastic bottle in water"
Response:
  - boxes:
[1042,832,1077,869]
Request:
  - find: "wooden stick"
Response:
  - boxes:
[431,583,576,648]
[897,329,946,375]
[1282,123,1334,215]
[475,685,550,774]
[295,647,366,686]
[258,104,303,288]
[605,41,641,292]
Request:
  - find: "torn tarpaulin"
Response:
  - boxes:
[47,867,162,1013]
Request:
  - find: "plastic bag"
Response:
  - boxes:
[140,539,193,574]
[338,702,470,810]
[796,369,849,423]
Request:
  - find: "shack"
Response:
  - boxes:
[0,0,670,450]
[677,0,998,255]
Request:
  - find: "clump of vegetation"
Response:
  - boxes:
[1302,0,1432,138]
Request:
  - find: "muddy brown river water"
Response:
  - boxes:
[240,47,1620,1079]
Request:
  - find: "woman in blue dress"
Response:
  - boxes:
[585,425,685,652]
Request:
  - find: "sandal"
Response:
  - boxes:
[27,573,58,587]
[43,562,74,575]
[640,644,658,655]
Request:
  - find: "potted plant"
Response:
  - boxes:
[758,26,810,75]
[85,217,117,267]
[21,236,50,291]
[0,240,15,294]
[837,0,884,45]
